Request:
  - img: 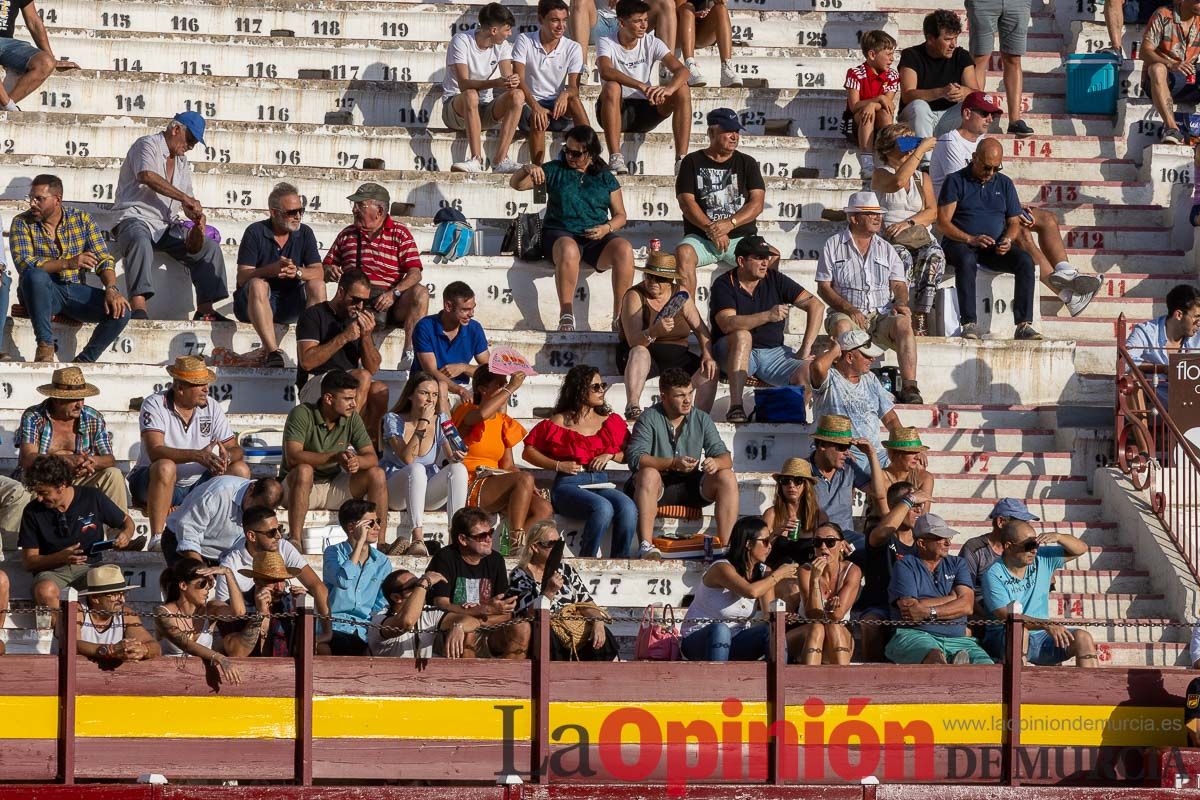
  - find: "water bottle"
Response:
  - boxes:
[497,519,511,557]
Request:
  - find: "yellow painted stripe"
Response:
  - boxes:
[1021,704,1186,747]
[75,696,294,739]
[313,697,531,740]
[0,696,58,739]
[550,702,769,744]
[787,703,1005,746]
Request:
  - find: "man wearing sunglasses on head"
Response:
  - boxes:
[233,182,327,369]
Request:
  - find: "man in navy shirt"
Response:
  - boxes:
[936,138,1041,342]
[413,281,491,403]
[709,235,824,423]
[234,182,327,369]
[885,512,993,664]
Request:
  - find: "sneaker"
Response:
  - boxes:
[450,156,484,173]
[1065,288,1096,317]
[492,158,521,174]
[720,61,742,87]
[609,152,628,175]
[148,534,163,552]
[1069,272,1103,295]
[951,649,972,665]
[1162,127,1185,145]
[1046,266,1078,292]
[1015,323,1043,341]
[640,542,663,561]
[398,349,415,370]
[1007,119,1034,138]
[685,58,706,87]
[960,322,981,340]
[264,349,287,369]
[894,385,924,405]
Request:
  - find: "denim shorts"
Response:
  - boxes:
[714,338,805,387]
[1026,629,1076,665]
[0,38,41,72]
[128,467,214,508]
[232,281,307,325]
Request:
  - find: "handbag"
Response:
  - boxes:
[750,386,807,424]
[634,603,681,661]
[501,211,544,261]
[551,601,611,658]
[887,221,932,250]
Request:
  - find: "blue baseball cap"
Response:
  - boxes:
[706,108,744,132]
[173,111,206,145]
[988,498,1040,521]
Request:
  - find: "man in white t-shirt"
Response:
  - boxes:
[929,92,1103,318]
[569,0,676,84]
[513,0,588,164]
[211,505,331,628]
[128,356,250,549]
[443,3,524,174]
[597,0,692,174]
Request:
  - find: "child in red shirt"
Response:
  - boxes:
[844,29,899,176]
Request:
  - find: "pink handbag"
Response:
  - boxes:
[635,603,681,661]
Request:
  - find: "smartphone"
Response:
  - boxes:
[88,540,116,557]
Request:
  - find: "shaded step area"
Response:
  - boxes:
[0,113,1145,178]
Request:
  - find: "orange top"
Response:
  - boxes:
[451,402,528,473]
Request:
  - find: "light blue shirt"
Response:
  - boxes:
[812,368,894,468]
[981,546,1065,622]
[167,476,252,560]
[1125,315,1200,406]
[323,540,391,641]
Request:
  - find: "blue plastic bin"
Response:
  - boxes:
[1066,53,1120,116]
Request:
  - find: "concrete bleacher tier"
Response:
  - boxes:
[0,0,1192,666]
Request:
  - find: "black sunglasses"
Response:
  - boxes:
[1020,539,1040,552]
[776,476,805,487]
[814,537,843,548]
[191,577,215,589]
[252,526,283,539]
[534,539,562,549]
[467,528,495,541]
[563,146,588,159]
[280,208,305,218]
[346,296,369,307]
[589,382,609,392]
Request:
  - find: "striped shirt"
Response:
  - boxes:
[322,216,422,289]
[814,229,906,316]
[18,401,114,457]
[9,207,116,283]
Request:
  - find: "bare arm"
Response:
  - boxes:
[808,338,841,390]
[795,290,824,360]
[704,560,795,601]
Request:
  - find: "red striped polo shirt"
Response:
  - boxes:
[322,216,423,288]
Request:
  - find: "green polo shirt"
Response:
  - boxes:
[624,404,729,472]
[281,403,371,479]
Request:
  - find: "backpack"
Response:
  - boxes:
[430,207,474,263]
[750,386,807,424]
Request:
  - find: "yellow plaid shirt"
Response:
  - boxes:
[9,207,115,283]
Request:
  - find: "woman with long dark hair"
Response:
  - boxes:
[509,124,635,332]
[380,370,468,556]
[786,521,861,665]
[522,364,636,557]
[680,515,796,661]
[155,559,244,684]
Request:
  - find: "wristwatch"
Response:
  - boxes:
[392,288,404,298]
[929,608,938,621]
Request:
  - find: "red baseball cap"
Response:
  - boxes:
[962,91,1002,114]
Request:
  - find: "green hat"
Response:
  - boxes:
[811,414,853,445]
[347,182,390,207]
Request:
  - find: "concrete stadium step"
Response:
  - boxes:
[1087,272,1199,299]
[1050,592,1164,618]
[1054,569,1151,594]
[1040,293,1155,319]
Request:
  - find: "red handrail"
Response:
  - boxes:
[1114,314,1200,588]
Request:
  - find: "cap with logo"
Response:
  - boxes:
[706,107,745,132]
[962,91,1002,115]
[734,235,774,259]
[988,497,1040,521]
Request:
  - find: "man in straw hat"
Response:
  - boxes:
[810,329,904,468]
[710,234,824,423]
[816,191,924,405]
[674,108,773,295]
[618,250,717,420]
[74,563,160,662]
[19,454,137,617]
[625,367,736,559]
[223,548,308,658]
[19,366,129,513]
[807,414,884,546]
[129,355,249,550]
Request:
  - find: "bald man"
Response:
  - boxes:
[936,139,1041,342]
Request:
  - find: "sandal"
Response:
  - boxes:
[557,313,576,332]
[725,405,748,423]
[402,539,430,558]
[625,405,642,421]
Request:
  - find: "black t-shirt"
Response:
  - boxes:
[1186,677,1200,729]
[855,532,918,611]
[898,44,975,112]
[295,301,362,386]
[675,149,765,240]
[17,486,125,555]
[709,268,806,349]
[427,545,509,606]
[0,0,33,39]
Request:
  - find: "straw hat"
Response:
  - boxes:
[238,550,303,582]
[773,457,816,482]
[635,250,682,281]
[37,366,100,399]
[165,355,217,385]
[883,426,929,453]
[77,564,132,596]
[811,414,854,445]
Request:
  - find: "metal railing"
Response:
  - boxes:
[1114,314,1200,587]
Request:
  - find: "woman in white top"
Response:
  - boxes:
[75,564,161,663]
[155,559,244,685]
[871,123,945,336]
[786,522,862,665]
[680,516,797,661]
[381,371,468,556]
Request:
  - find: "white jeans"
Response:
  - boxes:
[387,462,468,526]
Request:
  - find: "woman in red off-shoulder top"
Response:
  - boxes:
[522,364,637,557]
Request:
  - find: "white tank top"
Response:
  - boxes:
[80,609,126,645]
[157,614,215,656]
[682,560,762,635]
[877,165,927,227]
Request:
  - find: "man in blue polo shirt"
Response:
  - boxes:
[1125,283,1200,407]
[709,235,824,423]
[936,138,1041,342]
[414,281,491,402]
[234,182,327,369]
